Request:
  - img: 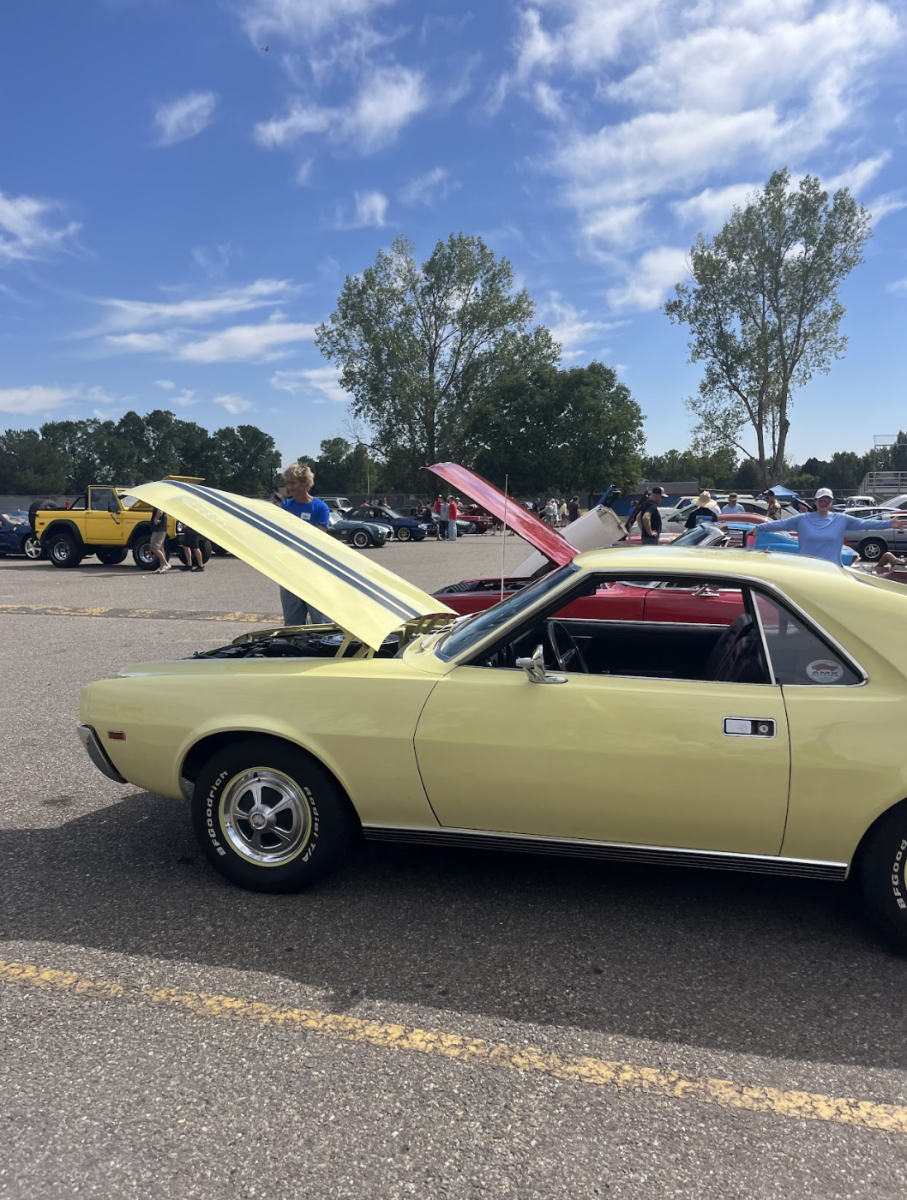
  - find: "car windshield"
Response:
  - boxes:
[671,525,726,547]
[436,564,579,660]
[2,512,27,525]
[379,508,404,519]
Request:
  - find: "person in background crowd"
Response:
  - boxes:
[179,525,204,572]
[447,496,458,540]
[379,497,388,507]
[567,496,581,522]
[278,461,330,624]
[765,490,783,519]
[756,487,907,564]
[558,498,568,526]
[638,486,664,544]
[684,492,720,529]
[150,507,171,573]
[721,492,745,514]
[414,502,426,519]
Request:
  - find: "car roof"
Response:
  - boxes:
[572,544,846,585]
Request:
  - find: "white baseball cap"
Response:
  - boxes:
[815,487,834,501]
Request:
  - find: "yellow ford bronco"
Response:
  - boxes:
[31,476,211,570]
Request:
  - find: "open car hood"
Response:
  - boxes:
[129,480,455,651]
[427,463,575,569]
[427,463,626,577]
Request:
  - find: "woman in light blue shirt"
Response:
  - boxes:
[754,488,907,564]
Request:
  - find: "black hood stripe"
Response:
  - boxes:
[168,482,420,622]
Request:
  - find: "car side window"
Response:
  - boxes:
[90,488,118,512]
[753,594,861,686]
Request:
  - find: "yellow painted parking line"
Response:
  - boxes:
[0,604,281,624]
[1,959,905,1135]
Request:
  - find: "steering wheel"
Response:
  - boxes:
[547,621,588,673]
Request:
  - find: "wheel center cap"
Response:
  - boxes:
[249,811,268,831]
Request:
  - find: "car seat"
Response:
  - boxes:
[704,614,766,683]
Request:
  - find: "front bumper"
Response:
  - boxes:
[76,724,127,784]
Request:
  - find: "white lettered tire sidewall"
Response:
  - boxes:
[858,803,907,947]
[191,740,356,892]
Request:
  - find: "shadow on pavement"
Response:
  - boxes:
[0,790,900,1069]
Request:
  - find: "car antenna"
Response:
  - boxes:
[501,473,509,603]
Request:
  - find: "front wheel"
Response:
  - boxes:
[351,529,371,549]
[23,534,44,560]
[859,537,887,562]
[191,740,358,892]
[857,802,907,947]
[47,533,83,568]
[132,537,166,570]
[396,526,412,542]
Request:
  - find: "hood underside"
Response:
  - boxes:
[129,480,455,650]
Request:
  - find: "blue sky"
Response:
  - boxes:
[1,0,906,469]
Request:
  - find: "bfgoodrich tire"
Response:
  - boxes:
[191,739,358,892]
[857,801,907,947]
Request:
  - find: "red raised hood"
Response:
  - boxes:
[426,463,575,568]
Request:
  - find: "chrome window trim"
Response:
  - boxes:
[363,825,848,882]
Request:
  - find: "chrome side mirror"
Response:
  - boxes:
[515,644,567,685]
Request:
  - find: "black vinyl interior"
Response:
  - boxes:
[480,615,769,684]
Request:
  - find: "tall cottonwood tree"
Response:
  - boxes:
[315,234,553,489]
[665,170,871,486]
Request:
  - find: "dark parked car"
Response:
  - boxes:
[327,511,391,548]
[343,505,434,542]
[0,510,43,559]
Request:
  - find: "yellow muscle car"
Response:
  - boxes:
[78,480,907,946]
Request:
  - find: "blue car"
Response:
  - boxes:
[0,510,43,560]
[342,505,434,543]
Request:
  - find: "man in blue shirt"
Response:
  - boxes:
[279,461,331,627]
[755,487,907,564]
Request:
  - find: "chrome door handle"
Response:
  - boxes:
[723,718,776,738]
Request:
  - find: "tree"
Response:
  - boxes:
[468,361,644,494]
[641,447,738,490]
[315,234,551,489]
[665,169,872,488]
[0,429,69,493]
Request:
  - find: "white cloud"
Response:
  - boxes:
[399,167,460,206]
[509,0,903,272]
[886,276,907,296]
[104,332,180,355]
[867,192,907,222]
[155,379,176,390]
[541,292,626,357]
[241,0,397,42]
[270,366,349,402]
[153,91,219,146]
[0,189,81,263]
[330,191,389,229]
[606,246,689,311]
[294,158,315,186]
[96,279,296,331]
[254,65,428,154]
[672,183,759,229]
[823,152,890,194]
[213,393,255,415]
[177,321,316,363]
[0,385,79,415]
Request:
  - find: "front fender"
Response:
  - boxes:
[82,661,442,828]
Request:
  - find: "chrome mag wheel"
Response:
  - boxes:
[220,769,312,866]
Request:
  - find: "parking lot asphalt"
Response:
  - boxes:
[1,541,907,1199]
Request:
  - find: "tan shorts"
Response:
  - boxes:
[150,530,166,550]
